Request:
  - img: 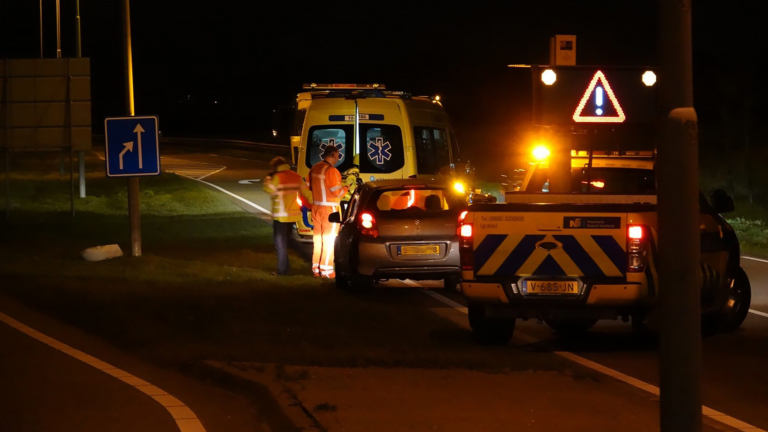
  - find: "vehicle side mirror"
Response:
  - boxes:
[329,212,342,224]
[710,189,735,214]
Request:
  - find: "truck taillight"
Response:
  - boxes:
[459,223,473,270]
[359,212,379,238]
[460,224,472,237]
[627,225,647,272]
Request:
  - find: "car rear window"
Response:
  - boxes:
[372,188,457,213]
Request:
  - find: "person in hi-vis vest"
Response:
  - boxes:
[309,146,348,278]
[263,157,311,276]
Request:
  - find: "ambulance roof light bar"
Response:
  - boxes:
[303,83,386,90]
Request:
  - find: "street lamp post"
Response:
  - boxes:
[122,0,141,257]
[76,0,86,198]
[657,0,702,431]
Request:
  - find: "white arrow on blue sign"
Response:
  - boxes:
[104,116,161,177]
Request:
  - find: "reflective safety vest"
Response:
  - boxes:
[263,164,307,223]
[309,161,347,206]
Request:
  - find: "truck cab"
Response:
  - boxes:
[458,149,750,343]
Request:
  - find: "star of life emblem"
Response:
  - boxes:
[319,138,344,162]
[368,137,392,165]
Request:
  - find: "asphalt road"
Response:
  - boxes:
[5,141,766,431]
[0,296,270,432]
[176,142,768,431]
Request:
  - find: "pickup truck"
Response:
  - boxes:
[458,151,751,343]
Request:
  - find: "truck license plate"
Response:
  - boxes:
[526,281,578,295]
[399,245,440,256]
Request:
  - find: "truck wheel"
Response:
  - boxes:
[544,319,598,337]
[468,304,515,345]
[720,267,751,332]
[443,276,461,292]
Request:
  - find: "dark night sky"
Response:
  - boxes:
[2,1,766,175]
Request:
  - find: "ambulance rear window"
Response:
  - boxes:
[359,124,405,174]
[305,125,354,171]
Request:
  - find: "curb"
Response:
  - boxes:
[189,360,324,432]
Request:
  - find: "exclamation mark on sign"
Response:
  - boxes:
[595,87,604,116]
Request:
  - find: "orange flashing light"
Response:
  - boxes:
[573,71,626,123]
[581,180,605,188]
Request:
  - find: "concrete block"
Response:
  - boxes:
[82,244,123,262]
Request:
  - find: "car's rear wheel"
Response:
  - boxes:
[468,304,515,345]
[720,266,751,332]
[544,318,598,337]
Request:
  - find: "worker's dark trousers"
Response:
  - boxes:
[273,221,293,275]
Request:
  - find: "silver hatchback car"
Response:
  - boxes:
[330,180,466,290]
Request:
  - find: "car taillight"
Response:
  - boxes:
[459,223,474,270]
[359,212,379,238]
[627,225,647,272]
[459,210,468,222]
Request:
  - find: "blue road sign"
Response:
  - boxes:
[104,116,160,177]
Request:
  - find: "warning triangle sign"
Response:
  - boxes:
[573,71,626,123]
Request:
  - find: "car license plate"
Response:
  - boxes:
[526,281,578,295]
[399,245,440,256]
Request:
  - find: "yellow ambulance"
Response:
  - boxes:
[291,84,461,240]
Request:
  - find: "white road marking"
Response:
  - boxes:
[742,256,768,264]
[416,285,766,432]
[0,311,206,432]
[184,176,271,216]
[750,309,768,318]
[162,157,227,181]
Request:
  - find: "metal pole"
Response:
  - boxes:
[76,0,82,58]
[122,0,141,257]
[5,148,9,220]
[40,0,44,58]
[56,0,61,58]
[76,0,86,198]
[70,151,74,217]
[657,1,701,431]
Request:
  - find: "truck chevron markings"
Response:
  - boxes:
[475,234,626,277]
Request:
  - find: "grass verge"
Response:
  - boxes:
[0,152,570,373]
[726,201,768,258]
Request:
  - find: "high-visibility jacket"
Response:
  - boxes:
[263,164,309,223]
[309,161,347,206]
